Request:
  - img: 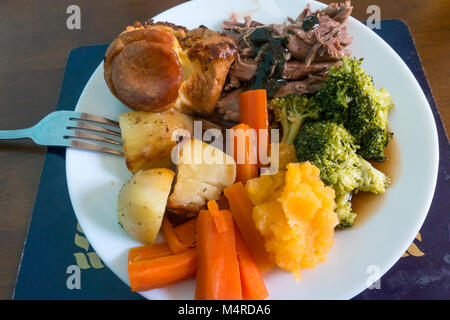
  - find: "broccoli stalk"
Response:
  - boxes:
[334,193,356,230]
[271,94,319,145]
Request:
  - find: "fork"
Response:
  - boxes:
[0,110,123,155]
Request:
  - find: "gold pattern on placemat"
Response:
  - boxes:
[73,223,105,269]
[402,232,425,258]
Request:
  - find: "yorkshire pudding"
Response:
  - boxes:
[104,26,183,112]
[175,27,238,115]
[104,22,238,115]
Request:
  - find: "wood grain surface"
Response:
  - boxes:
[0,0,448,299]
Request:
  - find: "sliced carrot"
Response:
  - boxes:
[230,123,259,183]
[161,216,187,254]
[224,182,274,273]
[195,209,242,300]
[174,218,197,247]
[128,248,197,292]
[207,200,227,233]
[128,242,173,263]
[239,89,269,166]
[235,227,269,300]
[239,89,268,134]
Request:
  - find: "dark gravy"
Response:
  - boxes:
[352,137,402,227]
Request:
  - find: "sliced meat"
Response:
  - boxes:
[305,23,346,65]
[216,89,243,122]
[284,7,351,65]
[334,27,353,46]
[285,33,311,61]
[229,58,257,81]
[222,15,264,36]
[219,0,354,110]
[315,15,341,40]
[274,75,324,98]
[283,60,341,80]
[320,1,353,24]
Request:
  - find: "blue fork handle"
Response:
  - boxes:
[0,128,34,140]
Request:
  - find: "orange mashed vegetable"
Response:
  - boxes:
[248,161,338,280]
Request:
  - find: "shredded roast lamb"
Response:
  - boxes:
[217,1,353,122]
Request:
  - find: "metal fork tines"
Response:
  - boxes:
[0,110,123,156]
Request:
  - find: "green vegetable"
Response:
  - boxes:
[271,94,319,145]
[311,57,394,161]
[295,121,390,229]
[359,157,391,194]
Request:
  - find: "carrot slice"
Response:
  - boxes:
[235,227,269,300]
[161,216,187,254]
[239,89,269,166]
[128,242,173,263]
[128,248,197,292]
[174,218,197,247]
[224,182,274,273]
[239,89,268,134]
[207,200,227,233]
[230,123,259,183]
[195,209,242,300]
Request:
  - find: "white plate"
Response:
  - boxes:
[66,0,439,299]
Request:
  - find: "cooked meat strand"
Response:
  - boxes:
[274,74,324,97]
[229,57,258,81]
[229,58,341,83]
[216,89,243,121]
[320,0,353,24]
[283,60,341,80]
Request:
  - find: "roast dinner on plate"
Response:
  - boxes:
[100,1,397,299]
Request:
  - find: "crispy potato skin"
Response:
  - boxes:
[104,22,237,115]
[167,139,236,217]
[119,110,193,174]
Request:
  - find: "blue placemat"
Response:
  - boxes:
[13,20,450,300]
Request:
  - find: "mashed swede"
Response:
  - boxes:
[249,162,338,279]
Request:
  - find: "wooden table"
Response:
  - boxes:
[0,0,448,299]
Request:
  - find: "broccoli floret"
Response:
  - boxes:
[294,121,390,229]
[295,121,361,195]
[358,158,391,194]
[359,127,393,161]
[374,88,395,122]
[271,94,319,145]
[311,57,394,161]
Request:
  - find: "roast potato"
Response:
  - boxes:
[119,110,193,174]
[167,138,236,216]
[118,168,175,244]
